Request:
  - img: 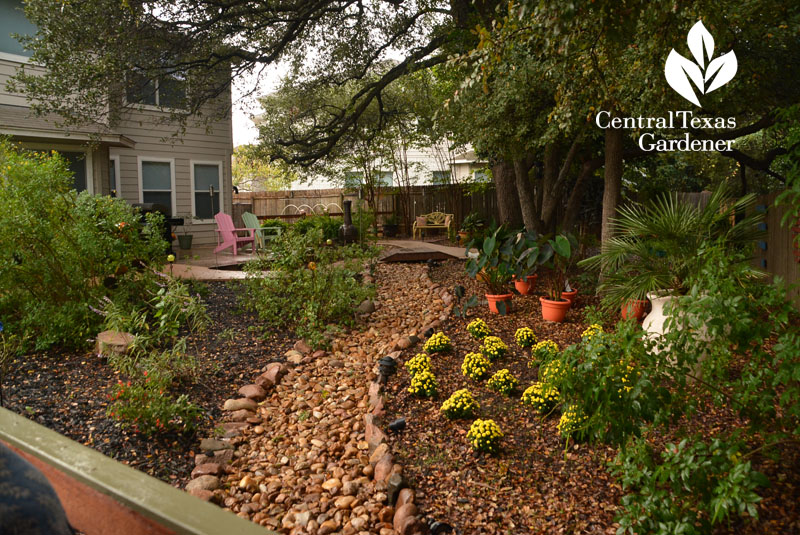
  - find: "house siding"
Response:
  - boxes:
[111,106,233,245]
[1,49,233,247]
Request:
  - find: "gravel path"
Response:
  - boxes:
[202,263,449,534]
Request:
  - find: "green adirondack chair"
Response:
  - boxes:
[241,212,282,250]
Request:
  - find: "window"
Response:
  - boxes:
[345,171,363,189]
[0,0,36,59]
[126,72,186,109]
[138,158,174,215]
[431,170,451,184]
[25,146,91,193]
[375,171,393,187]
[191,161,222,220]
[109,156,120,197]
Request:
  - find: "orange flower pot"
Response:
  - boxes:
[486,293,513,314]
[561,289,578,308]
[621,299,649,322]
[513,274,537,295]
[540,297,570,322]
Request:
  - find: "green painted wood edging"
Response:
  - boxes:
[0,407,276,535]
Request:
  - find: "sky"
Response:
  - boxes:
[231,64,287,147]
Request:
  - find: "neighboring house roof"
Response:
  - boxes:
[0,103,135,148]
[452,149,486,165]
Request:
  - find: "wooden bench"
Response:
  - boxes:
[412,212,453,240]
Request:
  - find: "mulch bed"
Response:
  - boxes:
[384,259,800,535]
[2,281,294,487]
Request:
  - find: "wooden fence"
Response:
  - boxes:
[754,193,800,301]
[233,185,498,231]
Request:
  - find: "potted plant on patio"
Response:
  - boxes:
[538,233,578,322]
[175,216,194,250]
[466,225,517,315]
[382,213,400,238]
[511,230,541,295]
[578,185,763,334]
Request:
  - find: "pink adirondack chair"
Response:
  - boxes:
[214,212,255,255]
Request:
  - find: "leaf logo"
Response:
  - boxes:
[664,21,737,107]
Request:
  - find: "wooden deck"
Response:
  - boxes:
[378,239,468,263]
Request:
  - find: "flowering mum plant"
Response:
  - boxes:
[467,419,503,453]
[581,323,604,341]
[423,332,452,353]
[405,353,431,377]
[461,352,491,381]
[481,336,508,361]
[540,358,568,386]
[467,318,491,340]
[529,340,559,365]
[408,369,438,397]
[486,368,518,395]
[558,404,589,439]
[440,389,480,419]
[514,327,537,348]
[521,382,560,414]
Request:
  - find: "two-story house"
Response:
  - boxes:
[0,0,234,246]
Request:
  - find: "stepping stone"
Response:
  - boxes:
[95,330,134,357]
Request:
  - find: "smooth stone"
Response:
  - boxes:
[185,475,220,492]
[199,438,229,452]
[238,384,267,401]
[223,398,258,411]
[191,463,223,479]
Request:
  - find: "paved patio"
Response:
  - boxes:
[168,239,469,281]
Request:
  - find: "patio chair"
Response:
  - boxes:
[242,211,283,251]
[213,212,255,255]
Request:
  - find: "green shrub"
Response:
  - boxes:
[514,327,537,348]
[0,141,168,348]
[440,388,479,419]
[486,368,518,395]
[408,369,437,397]
[423,332,452,353]
[241,229,377,348]
[461,352,491,380]
[612,437,766,535]
[481,335,508,361]
[292,213,343,241]
[467,419,503,453]
[260,218,289,234]
[521,382,559,414]
[466,318,491,340]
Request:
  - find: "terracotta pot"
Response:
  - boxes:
[540,297,571,322]
[621,299,649,322]
[486,293,513,314]
[561,289,578,307]
[513,274,537,295]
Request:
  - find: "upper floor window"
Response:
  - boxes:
[0,0,37,58]
[125,72,186,109]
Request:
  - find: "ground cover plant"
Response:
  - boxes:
[386,258,800,534]
[241,227,378,348]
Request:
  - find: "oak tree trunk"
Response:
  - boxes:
[492,160,523,228]
[601,127,624,245]
[514,157,538,232]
